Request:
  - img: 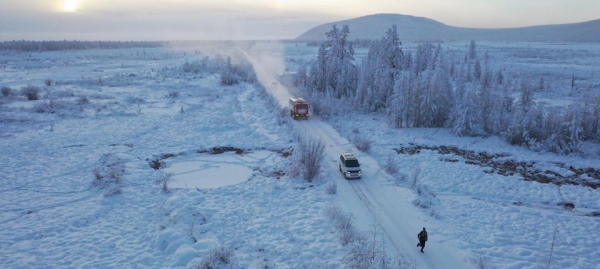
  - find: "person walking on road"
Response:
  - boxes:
[417,227,428,253]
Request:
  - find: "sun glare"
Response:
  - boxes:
[63,0,80,12]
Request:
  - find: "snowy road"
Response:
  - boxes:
[242,46,473,268]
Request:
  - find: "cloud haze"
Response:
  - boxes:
[1,0,598,41]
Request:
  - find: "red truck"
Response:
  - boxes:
[289,97,310,120]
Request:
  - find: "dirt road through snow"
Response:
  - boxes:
[240,44,472,269]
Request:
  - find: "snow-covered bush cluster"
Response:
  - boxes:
[1,86,12,97]
[181,55,257,86]
[21,85,41,100]
[324,204,361,246]
[324,204,411,269]
[292,25,600,155]
[325,180,337,194]
[193,245,233,269]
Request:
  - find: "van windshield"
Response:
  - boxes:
[345,159,360,167]
[296,104,308,110]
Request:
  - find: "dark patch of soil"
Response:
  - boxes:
[149,159,165,170]
[558,201,575,210]
[394,145,600,189]
[197,146,245,155]
[148,152,185,170]
[274,148,293,158]
[109,143,133,148]
[588,212,600,217]
[64,144,85,148]
[149,147,291,170]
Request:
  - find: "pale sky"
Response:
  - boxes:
[1,0,599,41]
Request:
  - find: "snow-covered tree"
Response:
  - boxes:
[451,88,482,136]
[469,40,477,59]
[419,56,453,127]
[495,70,504,85]
[356,25,403,112]
[309,25,356,97]
[473,59,481,81]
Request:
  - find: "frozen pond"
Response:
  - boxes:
[163,151,275,189]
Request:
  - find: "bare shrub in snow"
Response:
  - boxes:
[126,96,145,104]
[277,106,289,126]
[33,99,67,113]
[324,204,361,246]
[472,256,490,269]
[384,154,398,174]
[78,95,90,105]
[325,180,337,194]
[253,82,290,126]
[413,183,435,209]
[410,166,421,188]
[220,69,239,85]
[92,153,125,197]
[1,86,12,97]
[21,85,41,100]
[157,172,173,192]
[291,136,325,182]
[352,133,371,152]
[344,225,409,269]
[195,245,233,269]
[394,172,408,186]
[167,91,180,98]
[44,79,53,86]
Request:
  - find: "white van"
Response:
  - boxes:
[339,152,362,179]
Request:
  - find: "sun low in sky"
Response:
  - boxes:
[62,0,81,12]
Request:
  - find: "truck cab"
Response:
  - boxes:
[289,97,309,120]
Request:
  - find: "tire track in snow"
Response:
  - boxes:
[299,119,442,269]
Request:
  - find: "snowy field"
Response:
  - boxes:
[1,41,599,269]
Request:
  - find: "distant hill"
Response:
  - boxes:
[295,13,600,42]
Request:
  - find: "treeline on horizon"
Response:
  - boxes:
[0,40,168,51]
[0,40,288,52]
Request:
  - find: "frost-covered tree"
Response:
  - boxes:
[581,96,600,141]
[505,82,544,147]
[388,72,418,128]
[538,77,545,91]
[516,80,536,112]
[413,43,434,75]
[469,40,477,59]
[310,45,328,91]
[473,59,481,81]
[294,64,309,87]
[355,25,403,112]
[562,104,583,151]
[495,70,504,85]
[322,25,356,97]
[403,51,413,70]
[485,84,514,136]
[419,56,453,127]
[388,76,405,128]
[543,104,583,154]
[451,88,482,136]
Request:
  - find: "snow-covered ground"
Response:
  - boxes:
[1,42,599,269]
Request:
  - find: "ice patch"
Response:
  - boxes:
[163,152,276,189]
